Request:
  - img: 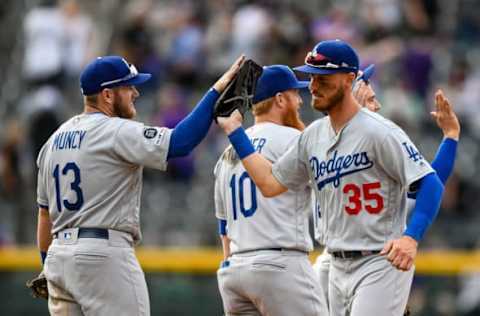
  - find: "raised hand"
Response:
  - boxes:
[430,89,460,140]
[213,55,246,93]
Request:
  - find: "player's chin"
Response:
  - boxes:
[122,107,136,119]
[311,99,327,111]
[128,103,137,117]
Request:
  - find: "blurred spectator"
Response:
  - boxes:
[118,11,164,93]
[0,120,23,199]
[359,0,403,41]
[230,3,273,64]
[19,85,63,166]
[0,119,29,244]
[60,0,94,79]
[402,0,439,35]
[22,0,66,89]
[402,41,434,99]
[311,4,358,44]
[165,3,205,86]
[205,0,234,75]
[152,84,195,181]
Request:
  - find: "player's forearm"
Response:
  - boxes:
[443,130,460,141]
[242,153,287,197]
[404,173,444,241]
[37,208,52,263]
[167,88,219,158]
[220,235,231,260]
[227,127,287,197]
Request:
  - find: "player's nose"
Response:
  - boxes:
[132,86,140,97]
[308,81,316,94]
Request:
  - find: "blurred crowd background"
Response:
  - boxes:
[0,0,479,315]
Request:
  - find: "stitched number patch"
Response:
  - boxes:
[53,162,84,212]
[343,182,384,215]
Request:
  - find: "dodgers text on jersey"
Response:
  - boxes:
[310,150,374,190]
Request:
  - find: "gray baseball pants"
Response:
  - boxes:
[217,249,328,316]
[44,228,150,316]
[328,253,414,316]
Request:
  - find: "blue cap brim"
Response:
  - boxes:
[123,73,152,86]
[358,64,375,83]
[293,65,356,75]
[294,81,310,89]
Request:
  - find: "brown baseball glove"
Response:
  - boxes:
[213,59,263,122]
[26,271,48,299]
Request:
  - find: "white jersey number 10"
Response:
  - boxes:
[229,172,257,220]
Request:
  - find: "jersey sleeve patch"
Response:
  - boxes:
[401,141,425,165]
[143,126,165,146]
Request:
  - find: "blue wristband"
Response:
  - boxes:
[228,127,255,159]
[40,251,47,265]
[220,260,230,268]
[218,219,227,235]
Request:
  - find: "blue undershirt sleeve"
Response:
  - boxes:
[430,138,458,184]
[404,173,444,241]
[167,88,219,159]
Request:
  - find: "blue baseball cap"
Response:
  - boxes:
[358,64,375,83]
[294,39,359,75]
[80,56,152,95]
[253,65,309,104]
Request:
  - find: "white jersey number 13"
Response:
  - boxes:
[52,162,84,212]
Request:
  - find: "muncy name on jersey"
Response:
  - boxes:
[52,130,87,151]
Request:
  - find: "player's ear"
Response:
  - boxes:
[100,88,114,105]
[344,72,356,90]
[274,92,286,109]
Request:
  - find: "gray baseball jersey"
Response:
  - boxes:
[214,122,313,253]
[273,108,434,251]
[36,112,172,242]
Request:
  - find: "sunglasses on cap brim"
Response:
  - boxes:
[304,51,356,72]
[100,63,139,87]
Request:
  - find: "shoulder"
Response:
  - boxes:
[302,116,329,137]
[356,109,406,140]
[263,124,301,140]
[307,116,329,131]
[108,117,160,139]
[293,117,328,145]
[214,146,238,178]
[358,109,400,131]
[246,123,301,149]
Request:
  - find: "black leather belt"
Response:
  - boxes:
[53,228,109,240]
[330,250,381,259]
[232,248,309,255]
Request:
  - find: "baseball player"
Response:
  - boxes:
[214,65,328,316]
[217,39,445,315]
[312,68,461,313]
[35,54,244,315]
